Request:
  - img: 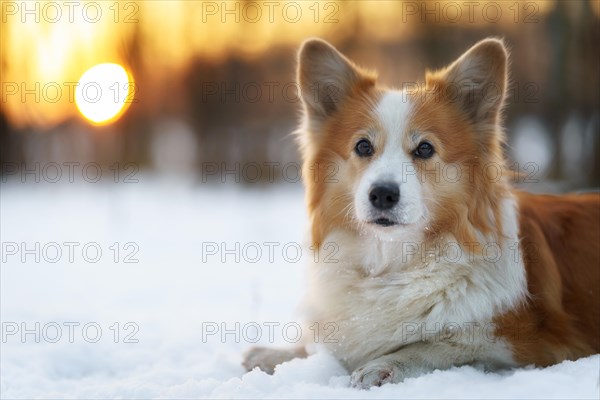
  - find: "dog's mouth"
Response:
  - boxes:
[370,217,397,227]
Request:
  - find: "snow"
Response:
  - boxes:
[1,178,599,399]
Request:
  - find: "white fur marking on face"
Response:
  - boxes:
[354,90,425,232]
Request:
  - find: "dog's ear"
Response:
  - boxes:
[427,38,508,125]
[297,39,375,123]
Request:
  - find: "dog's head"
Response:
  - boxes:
[297,38,509,246]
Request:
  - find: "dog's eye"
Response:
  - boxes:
[414,141,434,159]
[355,139,374,157]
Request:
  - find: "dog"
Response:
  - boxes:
[242,38,600,389]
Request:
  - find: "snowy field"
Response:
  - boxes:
[1,178,599,399]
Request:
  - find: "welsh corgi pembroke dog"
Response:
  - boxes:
[243,38,600,389]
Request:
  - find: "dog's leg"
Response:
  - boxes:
[242,346,307,374]
[350,342,477,389]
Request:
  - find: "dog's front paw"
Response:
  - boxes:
[242,346,301,374]
[242,346,278,374]
[350,361,401,389]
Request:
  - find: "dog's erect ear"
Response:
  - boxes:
[427,38,508,124]
[297,39,375,123]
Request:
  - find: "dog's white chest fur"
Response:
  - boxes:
[303,197,527,371]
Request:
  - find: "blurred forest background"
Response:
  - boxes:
[1,0,599,190]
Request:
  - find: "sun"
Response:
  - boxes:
[75,63,134,125]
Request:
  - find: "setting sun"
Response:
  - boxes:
[75,63,133,125]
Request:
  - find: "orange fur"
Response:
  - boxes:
[302,86,382,246]
[496,191,600,365]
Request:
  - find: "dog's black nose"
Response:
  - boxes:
[369,182,400,210]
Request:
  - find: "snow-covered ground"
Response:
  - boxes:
[1,178,598,399]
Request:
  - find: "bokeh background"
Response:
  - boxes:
[1,0,599,189]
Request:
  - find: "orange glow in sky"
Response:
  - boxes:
[0,0,566,129]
